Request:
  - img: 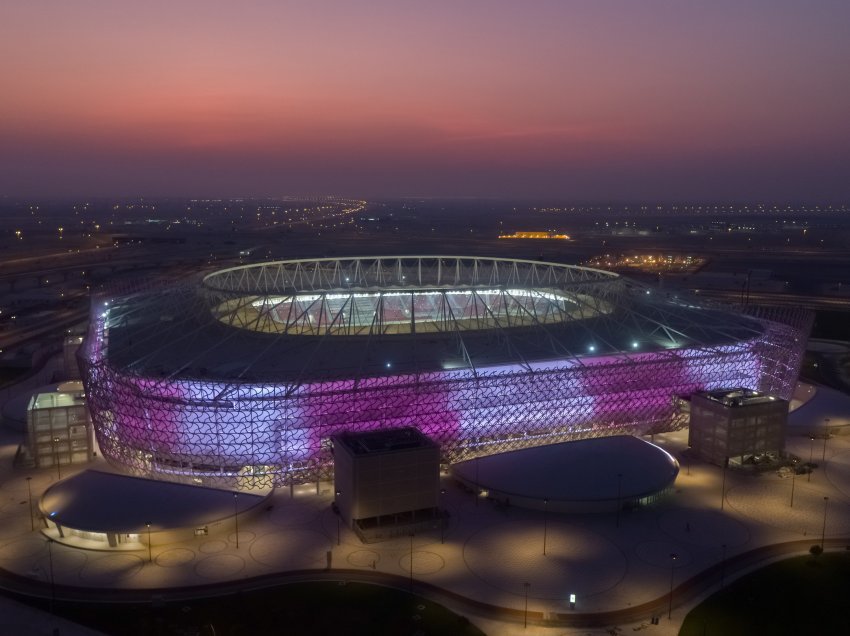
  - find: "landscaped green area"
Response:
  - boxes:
[46,581,485,636]
[680,551,850,635]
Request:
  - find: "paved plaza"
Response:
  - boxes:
[1,381,849,635]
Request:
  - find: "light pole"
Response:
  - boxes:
[52,437,61,480]
[474,456,480,507]
[542,498,549,556]
[808,434,815,482]
[409,532,415,592]
[668,553,678,620]
[233,492,239,549]
[335,489,342,546]
[440,488,446,544]
[146,522,152,562]
[821,496,829,551]
[615,473,623,528]
[822,419,831,463]
[523,581,530,628]
[790,467,796,508]
[47,538,55,618]
[25,476,34,531]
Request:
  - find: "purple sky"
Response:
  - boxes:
[1,1,849,200]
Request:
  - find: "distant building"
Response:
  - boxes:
[64,335,84,380]
[27,381,95,470]
[688,388,788,466]
[498,231,570,239]
[333,427,440,541]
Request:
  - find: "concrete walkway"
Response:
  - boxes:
[1,382,849,636]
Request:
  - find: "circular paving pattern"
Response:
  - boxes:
[463,519,627,599]
[36,548,87,582]
[634,540,692,568]
[725,480,849,536]
[249,530,328,569]
[80,553,144,584]
[41,543,88,582]
[0,511,30,539]
[0,475,53,496]
[156,548,196,568]
[825,449,850,499]
[658,508,750,547]
[194,554,245,580]
[199,540,228,554]
[0,537,46,560]
[269,502,321,527]
[228,531,255,545]
[347,549,380,568]
[400,551,444,575]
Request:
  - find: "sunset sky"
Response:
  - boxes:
[2,1,849,200]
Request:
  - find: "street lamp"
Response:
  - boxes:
[233,492,239,549]
[808,434,816,482]
[542,498,549,556]
[668,553,678,620]
[474,456,480,507]
[146,522,152,562]
[52,437,61,480]
[47,538,56,617]
[439,488,447,544]
[615,473,623,528]
[790,466,796,508]
[25,476,34,531]
[409,532,415,592]
[523,581,530,629]
[822,419,831,463]
[335,489,342,546]
[821,496,829,551]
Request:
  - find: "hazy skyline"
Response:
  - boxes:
[2,1,849,201]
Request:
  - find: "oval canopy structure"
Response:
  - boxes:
[451,435,680,513]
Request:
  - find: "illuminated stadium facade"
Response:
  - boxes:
[80,256,808,490]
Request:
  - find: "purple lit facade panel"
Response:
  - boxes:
[83,329,793,489]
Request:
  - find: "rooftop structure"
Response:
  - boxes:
[689,388,789,466]
[334,427,439,456]
[699,387,781,408]
[27,380,94,470]
[333,428,441,540]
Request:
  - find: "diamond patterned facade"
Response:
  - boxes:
[79,256,809,489]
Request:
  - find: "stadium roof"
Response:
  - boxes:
[96,256,768,383]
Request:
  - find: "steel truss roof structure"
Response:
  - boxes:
[80,257,810,489]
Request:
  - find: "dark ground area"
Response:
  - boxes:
[680,552,850,636]
[20,581,486,636]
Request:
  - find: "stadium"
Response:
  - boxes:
[80,256,808,490]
